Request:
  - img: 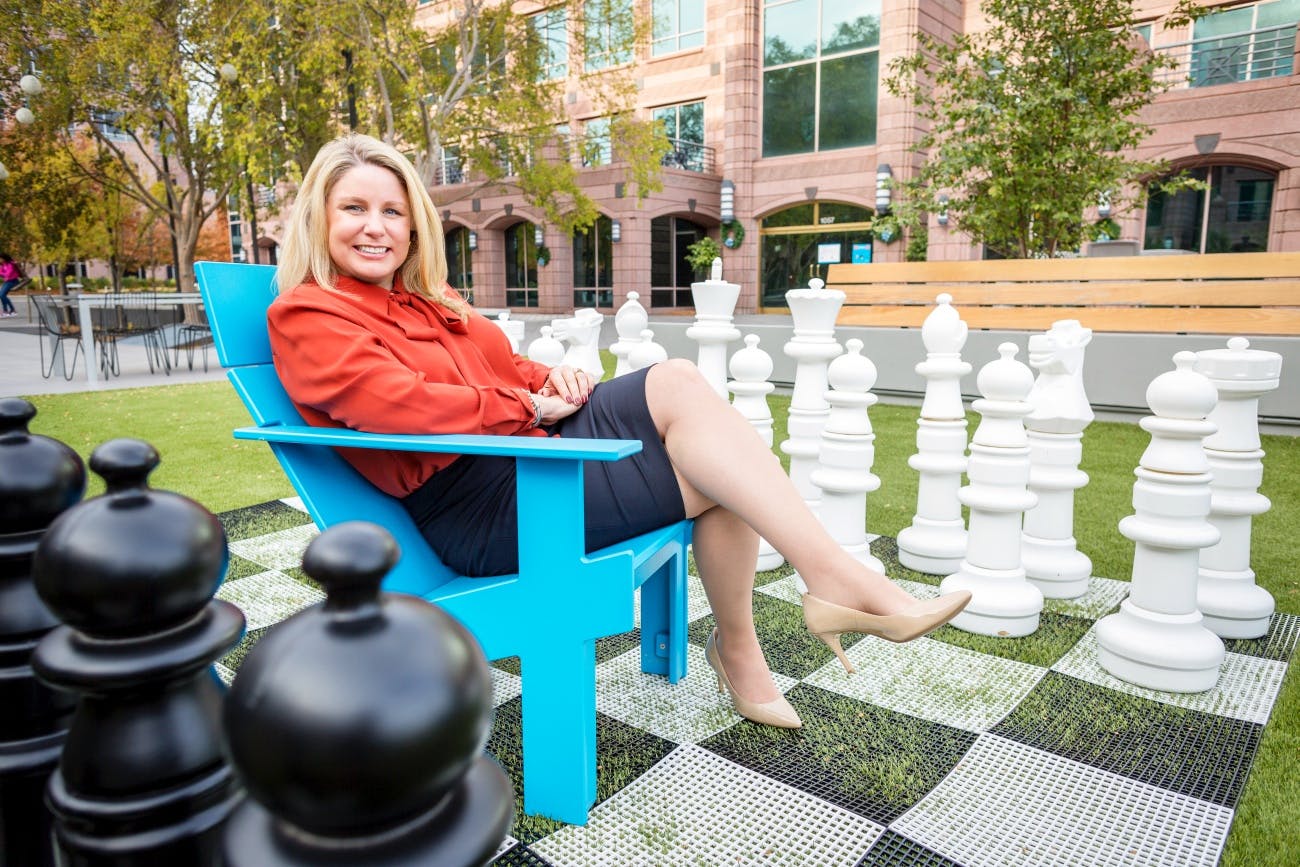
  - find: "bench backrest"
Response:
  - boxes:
[828,251,1300,335]
[196,261,456,596]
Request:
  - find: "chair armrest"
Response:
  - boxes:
[233,424,643,461]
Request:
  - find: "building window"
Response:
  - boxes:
[652,0,705,55]
[653,101,706,171]
[759,202,874,308]
[530,6,569,80]
[585,0,633,71]
[445,227,474,303]
[650,217,706,307]
[582,117,612,166]
[573,216,613,307]
[1144,165,1275,253]
[1190,0,1298,86]
[505,222,540,308]
[761,0,880,156]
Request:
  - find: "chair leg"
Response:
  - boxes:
[519,640,599,825]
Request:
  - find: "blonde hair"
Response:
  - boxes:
[279,133,465,314]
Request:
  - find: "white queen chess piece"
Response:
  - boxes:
[1194,337,1283,639]
[940,343,1043,637]
[1021,320,1094,599]
[1095,352,1225,692]
[728,334,784,571]
[897,294,972,574]
[611,291,648,378]
[686,258,741,398]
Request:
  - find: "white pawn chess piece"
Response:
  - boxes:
[779,277,845,514]
[494,311,525,353]
[809,339,884,573]
[1095,352,1225,692]
[628,329,668,372]
[554,308,605,379]
[1194,337,1283,639]
[611,291,648,377]
[727,334,784,571]
[1021,320,1095,599]
[898,294,972,574]
[940,343,1043,637]
[527,325,566,367]
[686,258,741,398]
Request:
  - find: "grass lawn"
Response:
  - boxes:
[20,375,1299,865]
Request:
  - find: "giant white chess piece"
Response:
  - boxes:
[779,277,844,513]
[897,294,971,574]
[551,308,605,379]
[809,339,884,573]
[686,258,741,398]
[611,291,648,377]
[728,334,784,571]
[628,329,668,372]
[493,311,525,354]
[1095,352,1225,692]
[1022,320,1094,599]
[940,344,1043,637]
[526,325,566,366]
[1194,337,1283,639]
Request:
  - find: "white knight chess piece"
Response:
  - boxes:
[550,308,605,380]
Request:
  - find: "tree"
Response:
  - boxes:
[887,0,1203,258]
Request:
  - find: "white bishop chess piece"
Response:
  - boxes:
[727,334,784,571]
[611,292,648,377]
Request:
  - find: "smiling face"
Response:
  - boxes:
[325,162,412,290]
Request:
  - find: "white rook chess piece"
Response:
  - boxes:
[1194,337,1283,639]
[494,311,525,354]
[686,258,741,398]
[526,325,566,367]
[553,308,605,379]
[628,329,668,372]
[1022,320,1094,599]
[728,334,784,571]
[611,291,648,377]
[1096,352,1225,692]
[780,277,844,513]
[810,339,884,573]
[898,294,972,574]
[940,343,1043,637]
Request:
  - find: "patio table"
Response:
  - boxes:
[72,292,203,384]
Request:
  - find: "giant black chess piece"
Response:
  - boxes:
[32,438,245,866]
[222,521,514,866]
[0,398,85,867]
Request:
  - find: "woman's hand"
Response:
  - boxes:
[540,365,596,406]
[533,392,581,425]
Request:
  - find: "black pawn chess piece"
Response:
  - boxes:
[222,521,513,866]
[32,438,245,866]
[0,398,85,867]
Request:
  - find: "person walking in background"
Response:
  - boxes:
[0,254,25,317]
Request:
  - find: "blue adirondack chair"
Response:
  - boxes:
[196,261,692,825]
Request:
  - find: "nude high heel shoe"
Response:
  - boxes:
[704,628,802,729]
[802,591,972,674]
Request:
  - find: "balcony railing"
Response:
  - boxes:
[660,137,715,174]
[1153,23,1297,88]
[428,133,717,186]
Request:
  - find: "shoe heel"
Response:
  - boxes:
[816,632,856,674]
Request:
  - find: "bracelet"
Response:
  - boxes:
[528,394,542,428]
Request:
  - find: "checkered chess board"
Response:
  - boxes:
[214,499,1297,867]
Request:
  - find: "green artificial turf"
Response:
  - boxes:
[18,367,1300,865]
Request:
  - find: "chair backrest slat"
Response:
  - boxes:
[195,262,279,367]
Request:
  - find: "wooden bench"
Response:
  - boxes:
[828,252,1300,336]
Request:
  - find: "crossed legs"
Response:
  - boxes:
[643,359,918,704]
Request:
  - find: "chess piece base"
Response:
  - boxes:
[1095,599,1225,693]
[939,564,1042,637]
[897,521,967,576]
[1197,571,1275,639]
[1022,535,1092,599]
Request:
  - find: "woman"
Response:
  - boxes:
[269,134,970,730]
[0,254,23,317]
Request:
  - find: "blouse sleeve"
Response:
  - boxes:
[268,293,538,437]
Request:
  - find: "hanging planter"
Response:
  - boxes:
[720,220,745,249]
[536,244,551,267]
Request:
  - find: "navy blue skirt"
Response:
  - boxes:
[402,366,686,576]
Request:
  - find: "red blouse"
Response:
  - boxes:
[267,275,552,497]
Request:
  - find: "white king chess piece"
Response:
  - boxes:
[940,343,1043,637]
[1194,337,1283,639]
[611,291,648,378]
[1095,352,1225,692]
[897,294,972,574]
[1021,320,1095,599]
[686,258,741,398]
[728,334,784,571]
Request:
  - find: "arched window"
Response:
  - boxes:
[445,227,474,302]
[1144,165,1275,253]
[573,216,613,307]
[650,216,706,307]
[759,202,873,308]
[504,222,540,308]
